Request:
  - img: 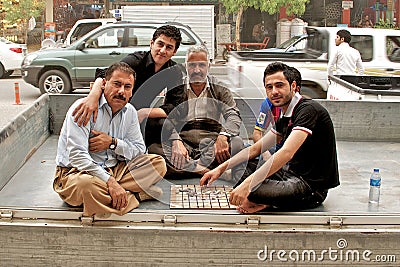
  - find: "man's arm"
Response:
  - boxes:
[219,87,241,136]
[327,50,338,78]
[137,107,167,123]
[72,77,103,126]
[200,129,279,186]
[356,53,364,75]
[253,128,264,143]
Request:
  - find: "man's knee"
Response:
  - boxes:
[149,154,167,178]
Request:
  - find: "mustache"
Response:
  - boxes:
[190,73,204,78]
[113,94,126,101]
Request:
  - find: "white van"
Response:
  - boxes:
[65,18,116,46]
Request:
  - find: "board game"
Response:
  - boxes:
[170,185,236,209]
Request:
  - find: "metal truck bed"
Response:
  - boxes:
[1,94,400,266]
[1,135,400,217]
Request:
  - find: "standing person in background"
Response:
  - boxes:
[358,15,373,28]
[252,21,265,42]
[72,25,183,147]
[94,10,101,19]
[327,29,364,80]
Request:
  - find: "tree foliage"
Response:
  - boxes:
[221,0,310,16]
[3,0,45,24]
[3,0,45,42]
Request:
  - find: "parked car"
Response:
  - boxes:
[0,37,27,78]
[258,34,308,53]
[22,21,205,94]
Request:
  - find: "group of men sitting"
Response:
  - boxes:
[54,25,339,217]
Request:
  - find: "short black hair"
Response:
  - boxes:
[337,29,351,43]
[105,62,136,81]
[289,66,302,90]
[153,25,182,51]
[263,62,300,88]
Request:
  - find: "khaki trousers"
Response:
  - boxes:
[54,154,166,216]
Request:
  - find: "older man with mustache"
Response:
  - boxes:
[148,45,245,181]
[54,62,166,217]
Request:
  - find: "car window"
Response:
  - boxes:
[387,36,400,62]
[85,28,121,48]
[350,35,373,62]
[127,27,154,47]
[179,29,196,45]
[71,22,102,44]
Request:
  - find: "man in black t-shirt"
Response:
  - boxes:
[200,62,339,213]
[72,25,183,146]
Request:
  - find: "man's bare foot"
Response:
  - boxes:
[237,199,268,214]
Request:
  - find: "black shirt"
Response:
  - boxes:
[96,51,184,109]
[275,98,339,190]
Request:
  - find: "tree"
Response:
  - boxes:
[3,0,45,43]
[221,0,310,49]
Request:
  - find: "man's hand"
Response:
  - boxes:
[89,130,111,152]
[200,167,222,186]
[214,135,230,163]
[171,140,189,170]
[229,178,251,206]
[72,84,103,126]
[107,176,127,210]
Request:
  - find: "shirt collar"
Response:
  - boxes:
[185,76,210,93]
[282,92,302,117]
[145,51,174,70]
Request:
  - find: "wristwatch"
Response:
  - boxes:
[109,137,116,150]
[219,131,232,141]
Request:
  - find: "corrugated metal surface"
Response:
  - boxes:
[122,5,215,59]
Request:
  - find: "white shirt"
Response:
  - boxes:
[56,95,146,182]
[327,42,364,76]
[186,77,211,121]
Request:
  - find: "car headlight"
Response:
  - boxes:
[23,54,38,66]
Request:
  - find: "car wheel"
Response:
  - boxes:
[39,70,72,94]
[2,70,14,78]
[300,86,327,99]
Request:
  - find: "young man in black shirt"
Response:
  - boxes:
[72,25,183,146]
[200,62,339,213]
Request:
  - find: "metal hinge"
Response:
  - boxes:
[329,217,343,229]
[80,216,93,226]
[0,210,13,221]
[162,214,177,225]
[247,216,260,226]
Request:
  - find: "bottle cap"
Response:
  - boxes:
[373,168,379,172]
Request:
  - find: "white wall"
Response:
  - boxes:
[121,5,214,59]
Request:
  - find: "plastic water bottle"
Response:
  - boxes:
[368,168,381,204]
